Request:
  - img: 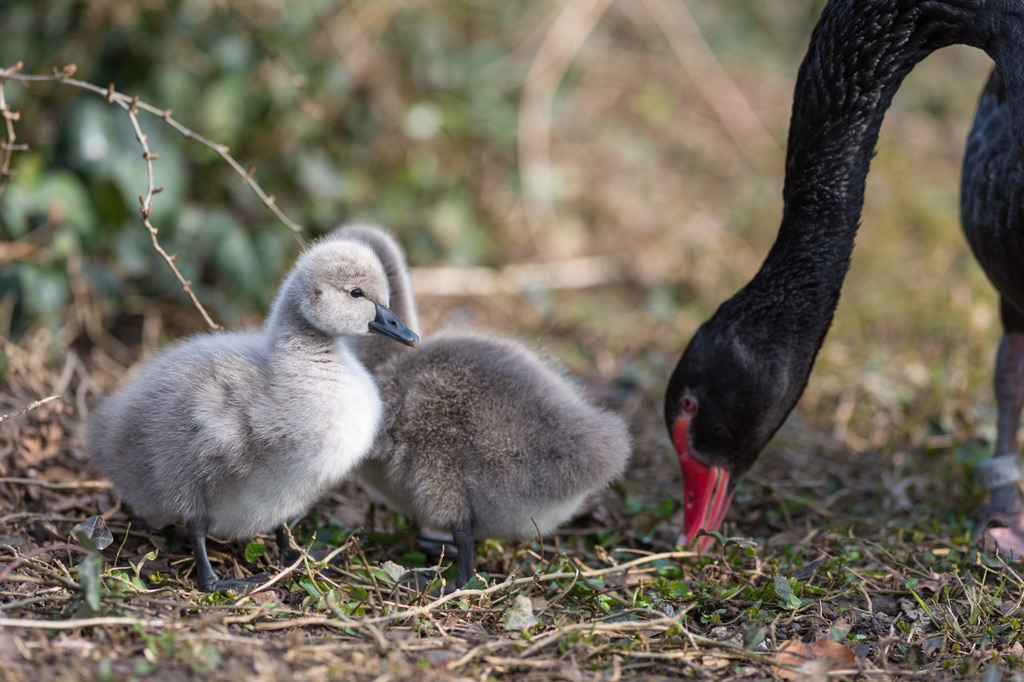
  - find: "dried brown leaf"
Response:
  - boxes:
[772,639,857,681]
[17,413,64,467]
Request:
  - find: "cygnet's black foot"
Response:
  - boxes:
[280,546,302,568]
[187,518,272,595]
[279,546,333,567]
[452,519,476,590]
[198,572,270,595]
[275,525,335,568]
[418,530,458,560]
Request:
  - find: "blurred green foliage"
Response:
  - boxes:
[0,0,560,336]
[0,0,849,340]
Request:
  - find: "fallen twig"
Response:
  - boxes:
[0,395,59,423]
[0,615,167,629]
[0,543,91,584]
[243,550,698,634]
[518,612,686,658]
[408,255,628,296]
[0,477,111,491]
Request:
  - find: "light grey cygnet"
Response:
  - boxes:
[335,225,631,588]
[86,237,419,592]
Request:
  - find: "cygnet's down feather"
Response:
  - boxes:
[335,224,631,588]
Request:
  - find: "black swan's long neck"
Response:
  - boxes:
[741,0,1024,346]
[666,1,1024,468]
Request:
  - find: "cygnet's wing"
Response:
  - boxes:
[367,331,631,538]
[87,332,274,526]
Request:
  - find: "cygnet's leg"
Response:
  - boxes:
[451,518,476,589]
[976,307,1024,556]
[276,525,299,568]
[186,518,267,593]
[275,524,332,565]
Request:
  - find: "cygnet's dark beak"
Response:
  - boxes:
[369,302,419,347]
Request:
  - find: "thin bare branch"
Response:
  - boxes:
[0,477,111,490]
[123,97,221,330]
[0,60,23,193]
[636,0,779,172]
[518,0,615,238]
[0,395,59,423]
[0,62,310,329]
[0,63,304,241]
[0,616,168,629]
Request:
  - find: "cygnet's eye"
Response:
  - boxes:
[350,288,364,298]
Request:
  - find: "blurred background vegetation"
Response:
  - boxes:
[0,0,1003,508]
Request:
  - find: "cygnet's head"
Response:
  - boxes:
[284,238,419,345]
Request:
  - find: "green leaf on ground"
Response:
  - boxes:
[299,579,323,600]
[774,576,805,611]
[244,543,266,563]
[378,560,406,585]
[503,594,538,631]
[78,554,103,615]
[71,516,114,552]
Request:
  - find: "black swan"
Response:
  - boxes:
[87,237,419,593]
[664,0,1024,553]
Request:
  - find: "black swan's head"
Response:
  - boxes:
[665,298,813,552]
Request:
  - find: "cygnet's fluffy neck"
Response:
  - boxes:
[263,269,336,349]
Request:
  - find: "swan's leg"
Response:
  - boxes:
[186,518,267,593]
[451,518,475,589]
[989,333,1024,510]
[977,304,1024,556]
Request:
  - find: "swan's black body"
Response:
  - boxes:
[961,70,1024,532]
[962,71,1024,307]
[665,0,1024,550]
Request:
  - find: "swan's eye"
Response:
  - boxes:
[350,288,364,298]
[680,396,698,416]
